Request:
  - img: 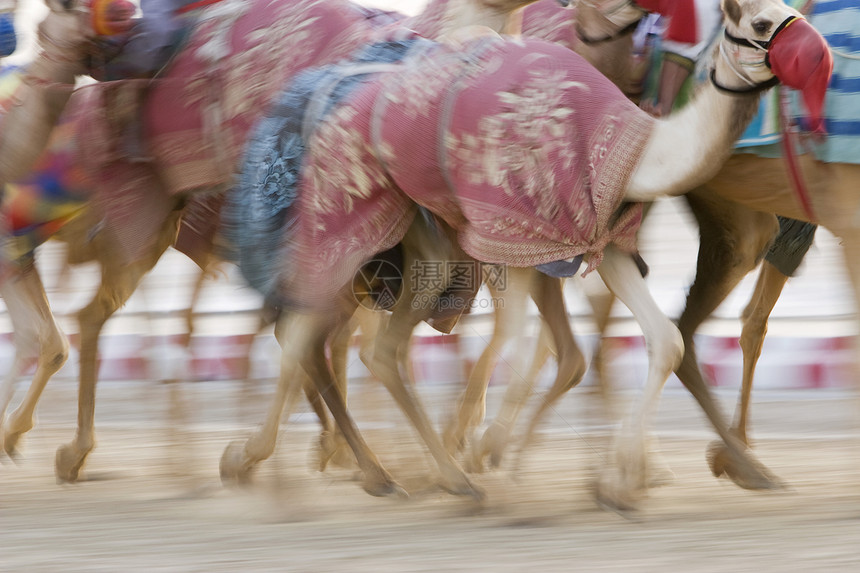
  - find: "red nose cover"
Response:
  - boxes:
[636,0,698,44]
[768,17,833,135]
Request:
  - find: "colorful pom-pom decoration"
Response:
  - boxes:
[89,0,136,37]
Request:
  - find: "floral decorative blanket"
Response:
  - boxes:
[284,35,653,307]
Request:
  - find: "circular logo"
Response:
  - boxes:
[352,258,403,310]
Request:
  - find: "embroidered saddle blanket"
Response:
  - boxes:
[221,38,420,297]
[72,0,405,262]
[280,35,653,308]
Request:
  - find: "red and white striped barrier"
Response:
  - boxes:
[0,330,852,390]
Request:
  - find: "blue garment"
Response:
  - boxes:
[0,10,16,57]
[103,0,195,79]
[221,39,423,298]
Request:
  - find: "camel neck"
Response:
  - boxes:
[625,80,761,201]
[624,35,773,201]
[0,18,79,182]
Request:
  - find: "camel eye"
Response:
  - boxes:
[752,20,772,35]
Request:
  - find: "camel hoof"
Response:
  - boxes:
[706,440,730,478]
[479,421,510,470]
[648,458,676,488]
[705,440,785,491]
[2,430,23,463]
[438,473,486,502]
[362,475,409,499]
[3,430,25,460]
[316,431,357,472]
[55,443,89,484]
[219,440,256,485]
[593,478,641,514]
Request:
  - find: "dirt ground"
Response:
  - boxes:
[2,380,859,572]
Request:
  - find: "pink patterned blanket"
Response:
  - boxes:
[75,0,397,261]
[82,0,384,194]
[287,35,653,308]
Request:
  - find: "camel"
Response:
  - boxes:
[0,0,554,482]
[482,0,860,489]
[0,0,114,181]
[0,0,139,441]
[439,0,653,467]
[216,0,670,493]
[670,3,860,475]
[217,0,829,510]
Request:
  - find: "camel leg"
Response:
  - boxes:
[371,292,483,499]
[674,191,783,490]
[593,245,684,511]
[222,307,405,497]
[442,267,532,457]
[352,305,384,375]
[830,231,860,425]
[219,325,306,484]
[296,310,408,498]
[316,315,357,471]
[1,262,70,458]
[470,318,554,473]
[581,272,618,420]
[506,273,587,471]
[55,213,178,483]
[707,261,789,475]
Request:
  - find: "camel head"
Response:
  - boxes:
[446,0,544,35]
[38,0,135,74]
[717,0,832,133]
[572,1,646,94]
[573,0,646,45]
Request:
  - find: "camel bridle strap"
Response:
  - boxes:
[721,12,817,220]
[723,15,801,68]
[708,67,779,95]
[710,15,801,95]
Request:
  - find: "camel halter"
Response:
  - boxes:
[714,14,817,221]
[708,15,803,95]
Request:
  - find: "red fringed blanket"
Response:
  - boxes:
[76,0,394,261]
[287,35,654,307]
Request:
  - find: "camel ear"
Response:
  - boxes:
[722,0,742,26]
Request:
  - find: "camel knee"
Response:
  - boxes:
[41,328,70,372]
[557,345,587,391]
[647,321,684,374]
[244,432,278,462]
[739,317,768,358]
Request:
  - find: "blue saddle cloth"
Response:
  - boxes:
[220,39,423,297]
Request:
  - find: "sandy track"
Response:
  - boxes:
[2,383,859,572]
